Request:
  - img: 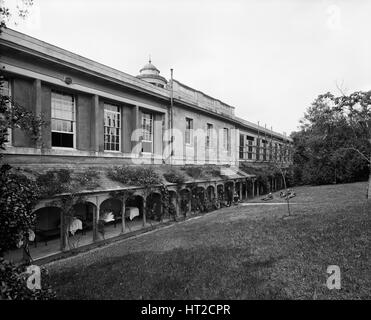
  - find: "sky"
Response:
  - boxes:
[5,0,371,135]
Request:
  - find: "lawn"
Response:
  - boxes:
[46,182,371,299]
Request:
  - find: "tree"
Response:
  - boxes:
[292,91,370,198]
[269,148,294,216]
[0,0,55,300]
[0,166,40,257]
[334,91,371,198]
[0,0,34,31]
[0,0,44,256]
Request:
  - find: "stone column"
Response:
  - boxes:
[60,210,68,252]
[188,192,192,215]
[239,182,243,200]
[153,114,163,161]
[245,181,248,199]
[142,198,147,227]
[131,105,141,154]
[256,182,260,197]
[175,195,180,217]
[91,95,102,153]
[92,200,99,242]
[121,197,126,234]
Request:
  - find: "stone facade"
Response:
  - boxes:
[1,29,293,262]
[0,28,292,169]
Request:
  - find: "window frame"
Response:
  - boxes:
[104,103,121,152]
[185,117,193,145]
[223,128,230,151]
[51,90,76,149]
[206,123,213,149]
[246,135,254,160]
[141,112,153,154]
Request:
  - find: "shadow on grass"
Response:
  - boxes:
[50,246,286,300]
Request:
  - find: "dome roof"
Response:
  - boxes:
[136,58,167,88]
[140,60,160,73]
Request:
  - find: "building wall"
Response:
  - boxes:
[76,93,92,151]
[238,127,292,163]
[3,71,292,167]
[172,105,238,165]
[0,32,292,169]
[12,77,35,148]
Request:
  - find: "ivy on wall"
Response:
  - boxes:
[0,166,39,255]
[107,165,162,186]
[36,169,100,199]
[163,168,186,184]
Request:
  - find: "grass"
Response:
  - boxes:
[46,182,370,300]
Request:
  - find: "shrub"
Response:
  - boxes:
[36,168,100,198]
[36,169,73,198]
[184,166,203,179]
[0,166,40,255]
[183,165,221,180]
[107,165,162,186]
[163,169,186,184]
[0,258,56,300]
[74,169,100,190]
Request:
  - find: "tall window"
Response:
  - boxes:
[246,136,254,160]
[142,112,153,153]
[0,79,12,146]
[269,142,273,161]
[279,144,282,162]
[223,128,230,151]
[206,123,213,148]
[51,91,75,148]
[104,103,121,151]
[185,118,193,145]
[239,134,244,159]
[261,139,267,161]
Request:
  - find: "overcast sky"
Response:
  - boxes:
[6,0,371,135]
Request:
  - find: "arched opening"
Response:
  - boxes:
[4,206,62,263]
[73,202,95,232]
[242,181,247,200]
[206,185,215,201]
[205,185,217,211]
[98,198,123,240]
[124,195,145,232]
[34,207,61,246]
[191,186,206,213]
[217,184,225,206]
[235,182,241,201]
[224,181,234,205]
[179,189,191,216]
[69,201,97,247]
[168,190,178,219]
[246,180,253,198]
[146,192,162,222]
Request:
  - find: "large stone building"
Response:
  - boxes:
[0,29,293,262]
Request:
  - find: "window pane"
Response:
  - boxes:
[104,103,121,151]
[51,91,74,121]
[142,112,153,144]
[0,80,10,96]
[52,132,73,148]
[51,91,75,148]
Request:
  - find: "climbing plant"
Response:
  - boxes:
[107,165,162,186]
[50,194,85,250]
[36,168,99,199]
[159,184,170,220]
[0,166,40,256]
